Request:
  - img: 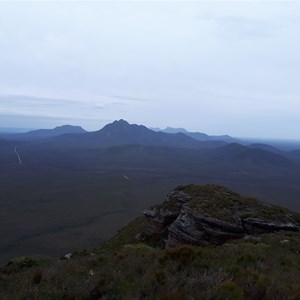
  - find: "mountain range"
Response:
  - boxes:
[1,119,299,161]
[2,119,299,151]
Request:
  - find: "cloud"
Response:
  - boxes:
[94,103,107,109]
[109,95,157,103]
[0,95,106,120]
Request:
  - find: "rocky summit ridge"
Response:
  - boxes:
[142,184,300,247]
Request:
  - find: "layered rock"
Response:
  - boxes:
[143,190,192,236]
[142,184,300,247]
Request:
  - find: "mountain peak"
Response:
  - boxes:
[112,119,130,127]
[163,127,189,134]
[100,119,137,132]
[98,119,151,138]
[117,119,129,124]
[93,120,203,148]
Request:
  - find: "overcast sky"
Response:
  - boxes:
[0,1,300,139]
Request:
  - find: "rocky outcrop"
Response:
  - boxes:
[142,185,300,247]
[167,206,246,247]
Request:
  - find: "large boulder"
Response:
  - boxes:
[142,185,300,247]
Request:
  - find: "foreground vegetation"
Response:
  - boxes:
[1,217,300,300]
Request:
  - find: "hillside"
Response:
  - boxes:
[1,185,300,299]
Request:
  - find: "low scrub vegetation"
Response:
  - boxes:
[1,222,300,299]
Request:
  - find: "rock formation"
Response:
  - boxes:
[143,185,300,247]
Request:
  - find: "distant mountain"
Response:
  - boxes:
[189,132,236,143]
[27,125,86,137]
[162,127,189,134]
[149,127,162,132]
[2,125,86,141]
[92,119,201,148]
[160,127,237,143]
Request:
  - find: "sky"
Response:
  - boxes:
[0,1,300,139]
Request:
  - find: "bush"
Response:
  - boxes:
[236,253,258,268]
[215,280,244,300]
[3,257,43,273]
[160,289,189,300]
[155,269,167,284]
[164,245,195,263]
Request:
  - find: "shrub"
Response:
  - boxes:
[3,257,43,273]
[234,269,267,299]
[236,253,258,268]
[164,245,195,263]
[215,280,244,300]
[31,270,43,286]
[155,269,167,284]
[160,288,189,300]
